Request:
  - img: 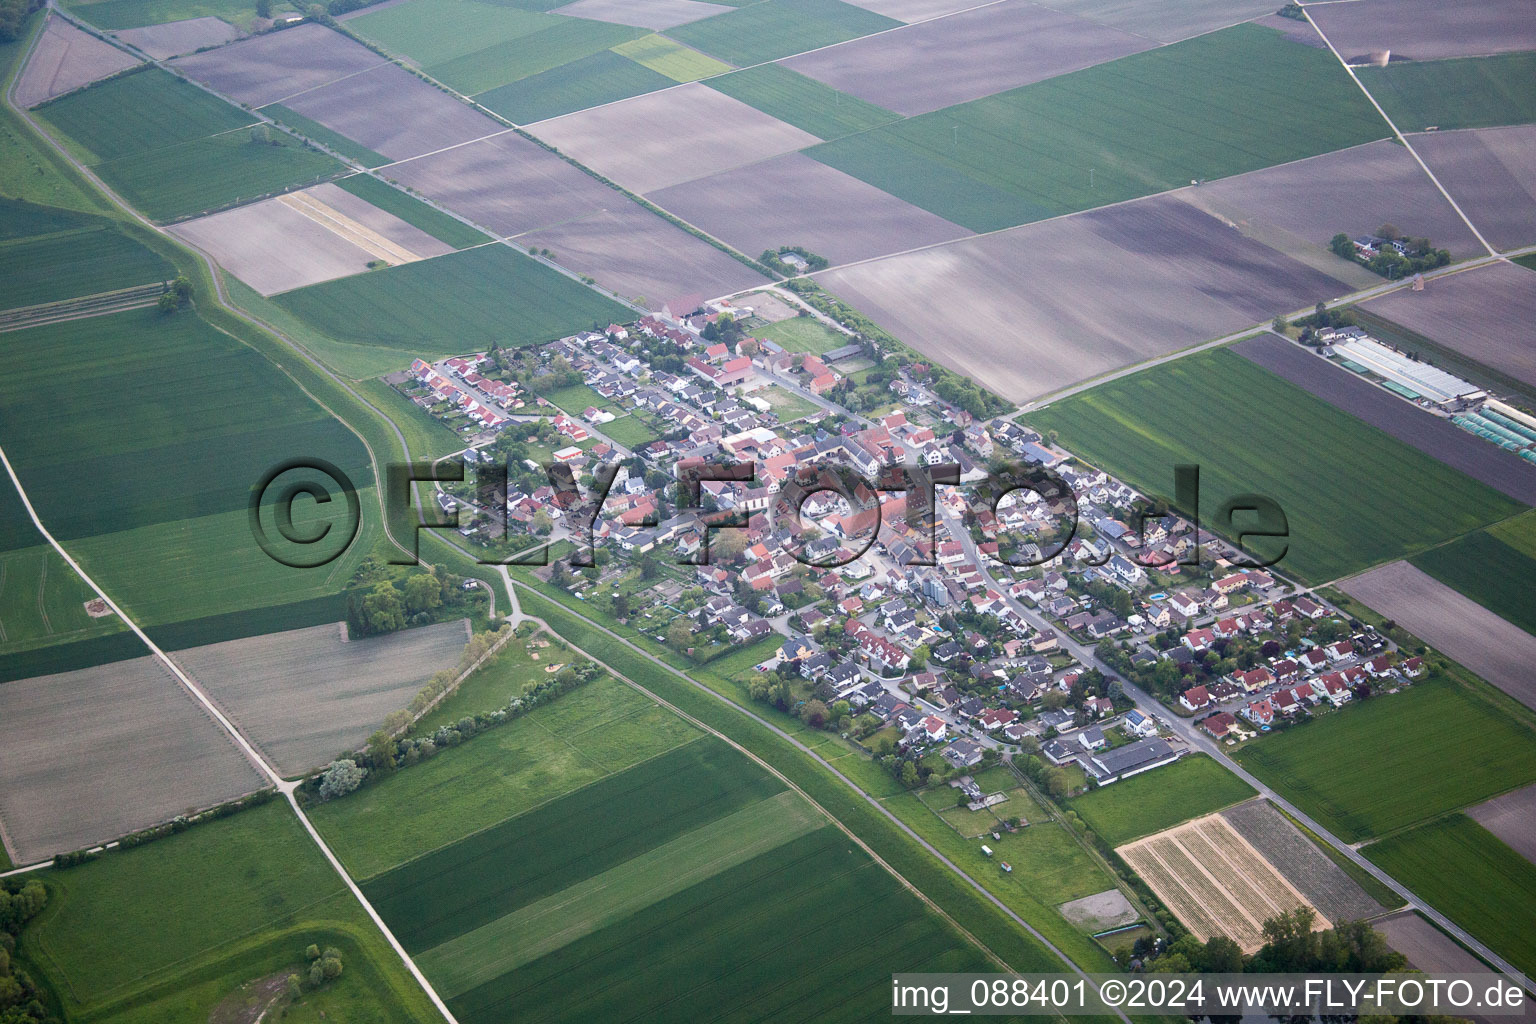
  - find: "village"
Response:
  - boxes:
[386,291,1435,797]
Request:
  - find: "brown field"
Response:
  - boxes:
[1365,261,1536,390]
[518,200,768,308]
[385,131,611,236]
[1410,126,1536,252]
[170,195,377,295]
[1340,561,1536,712]
[1234,334,1536,505]
[782,0,1152,116]
[1221,798,1383,923]
[16,16,139,109]
[649,152,971,266]
[115,16,239,60]
[1310,0,1536,60]
[0,656,264,865]
[1469,784,1536,867]
[1119,813,1328,952]
[282,62,504,162]
[1184,138,1483,262]
[816,193,1349,403]
[1377,911,1489,973]
[305,181,455,255]
[838,0,978,22]
[550,0,733,31]
[177,618,470,776]
[528,83,820,193]
[1037,0,1281,45]
[170,22,386,107]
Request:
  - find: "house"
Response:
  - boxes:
[1311,673,1351,705]
[1183,628,1216,653]
[1077,725,1107,751]
[1293,596,1326,619]
[1270,687,1305,715]
[1084,696,1113,718]
[1325,640,1354,662]
[1236,666,1273,692]
[1123,709,1157,737]
[942,738,985,769]
[1179,685,1211,712]
[1402,656,1425,678]
[977,707,1019,731]
[1364,654,1394,677]
[1241,699,1275,727]
[1298,648,1328,672]
[1084,737,1178,783]
[919,715,947,743]
[1202,711,1238,738]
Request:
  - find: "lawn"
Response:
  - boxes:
[610,33,732,82]
[1024,348,1523,583]
[540,382,622,416]
[427,17,645,96]
[274,245,626,353]
[63,0,255,29]
[667,0,900,67]
[0,543,126,658]
[0,218,171,309]
[19,800,437,1022]
[334,172,488,248]
[758,384,820,421]
[1067,755,1256,847]
[261,104,390,168]
[809,23,1388,232]
[706,63,898,140]
[1412,528,1536,635]
[598,413,662,449]
[1232,674,1536,842]
[1364,814,1536,976]
[1359,52,1536,131]
[476,48,674,124]
[754,314,848,353]
[310,674,699,878]
[37,68,343,221]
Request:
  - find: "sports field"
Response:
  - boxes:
[1412,520,1536,636]
[754,315,848,353]
[667,0,900,66]
[1024,349,1523,583]
[37,67,342,221]
[20,800,438,1023]
[706,63,899,140]
[272,244,628,353]
[1364,814,1536,977]
[1067,756,1256,846]
[809,23,1387,231]
[1232,675,1536,842]
[1360,52,1536,131]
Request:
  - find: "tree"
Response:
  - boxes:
[402,573,442,616]
[317,759,367,800]
[666,618,692,653]
[365,729,397,771]
[803,699,830,728]
[157,292,179,314]
[173,275,192,305]
[305,944,321,961]
[1043,767,1071,800]
[909,643,930,671]
[899,761,920,787]
[1329,233,1354,260]
[286,974,303,999]
[1197,935,1244,973]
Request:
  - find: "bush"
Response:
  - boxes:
[317,759,367,800]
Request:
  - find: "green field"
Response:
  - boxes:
[1067,756,1255,846]
[476,48,674,124]
[1488,507,1536,557]
[20,801,437,1022]
[429,17,645,96]
[0,214,171,309]
[310,673,699,877]
[272,244,627,353]
[1360,52,1536,131]
[758,384,819,420]
[611,33,732,81]
[38,67,342,221]
[1515,254,1536,274]
[0,23,111,213]
[1024,349,1523,583]
[0,543,126,657]
[350,0,554,66]
[64,0,255,29]
[598,413,662,449]
[261,104,390,168]
[668,0,899,67]
[1364,814,1536,976]
[809,23,1388,231]
[706,63,899,140]
[1412,528,1536,636]
[333,172,488,249]
[755,314,848,353]
[1233,675,1536,842]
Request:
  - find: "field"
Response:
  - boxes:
[1413,530,1536,636]
[272,243,628,353]
[114,16,237,59]
[1309,0,1536,60]
[553,0,733,31]
[1025,348,1523,582]
[329,174,488,249]
[1340,561,1536,712]
[36,66,342,221]
[426,16,644,96]
[1066,755,1255,846]
[0,655,263,864]
[63,0,255,29]
[1234,333,1536,505]
[808,24,1386,232]
[260,103,390,168]
[169,195,382,296]
[1364,814,1536,976]
[1220,799,1383,922]
[1039,0,1279,44]
[650,151,971,265]
[309,674,700,878]
[529,82,820,194]
[1470,783,1536,866]
[1231,675,1536,842]
[1377,910,1489,974]
[666,0,901,66]
[0,542,125,657]
[349,0,556,66]
[177,619,468,775]
[1360,52,1536,132]
[705,63,898,140]
[754,313,847,353]
[757,384,819,420]
[596,413,661,449]
[610,32,731,81]
[20,800,438,1022]
[13,15,140,109]
[1409,125,1536,251]
[476,48,674,124]
[0,215,171,310]
[0,24,109,213]
[1119,813,1324,951]
[168,22,384,107]
[781,0,1151,116]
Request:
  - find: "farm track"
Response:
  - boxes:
[0,282,163,332]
